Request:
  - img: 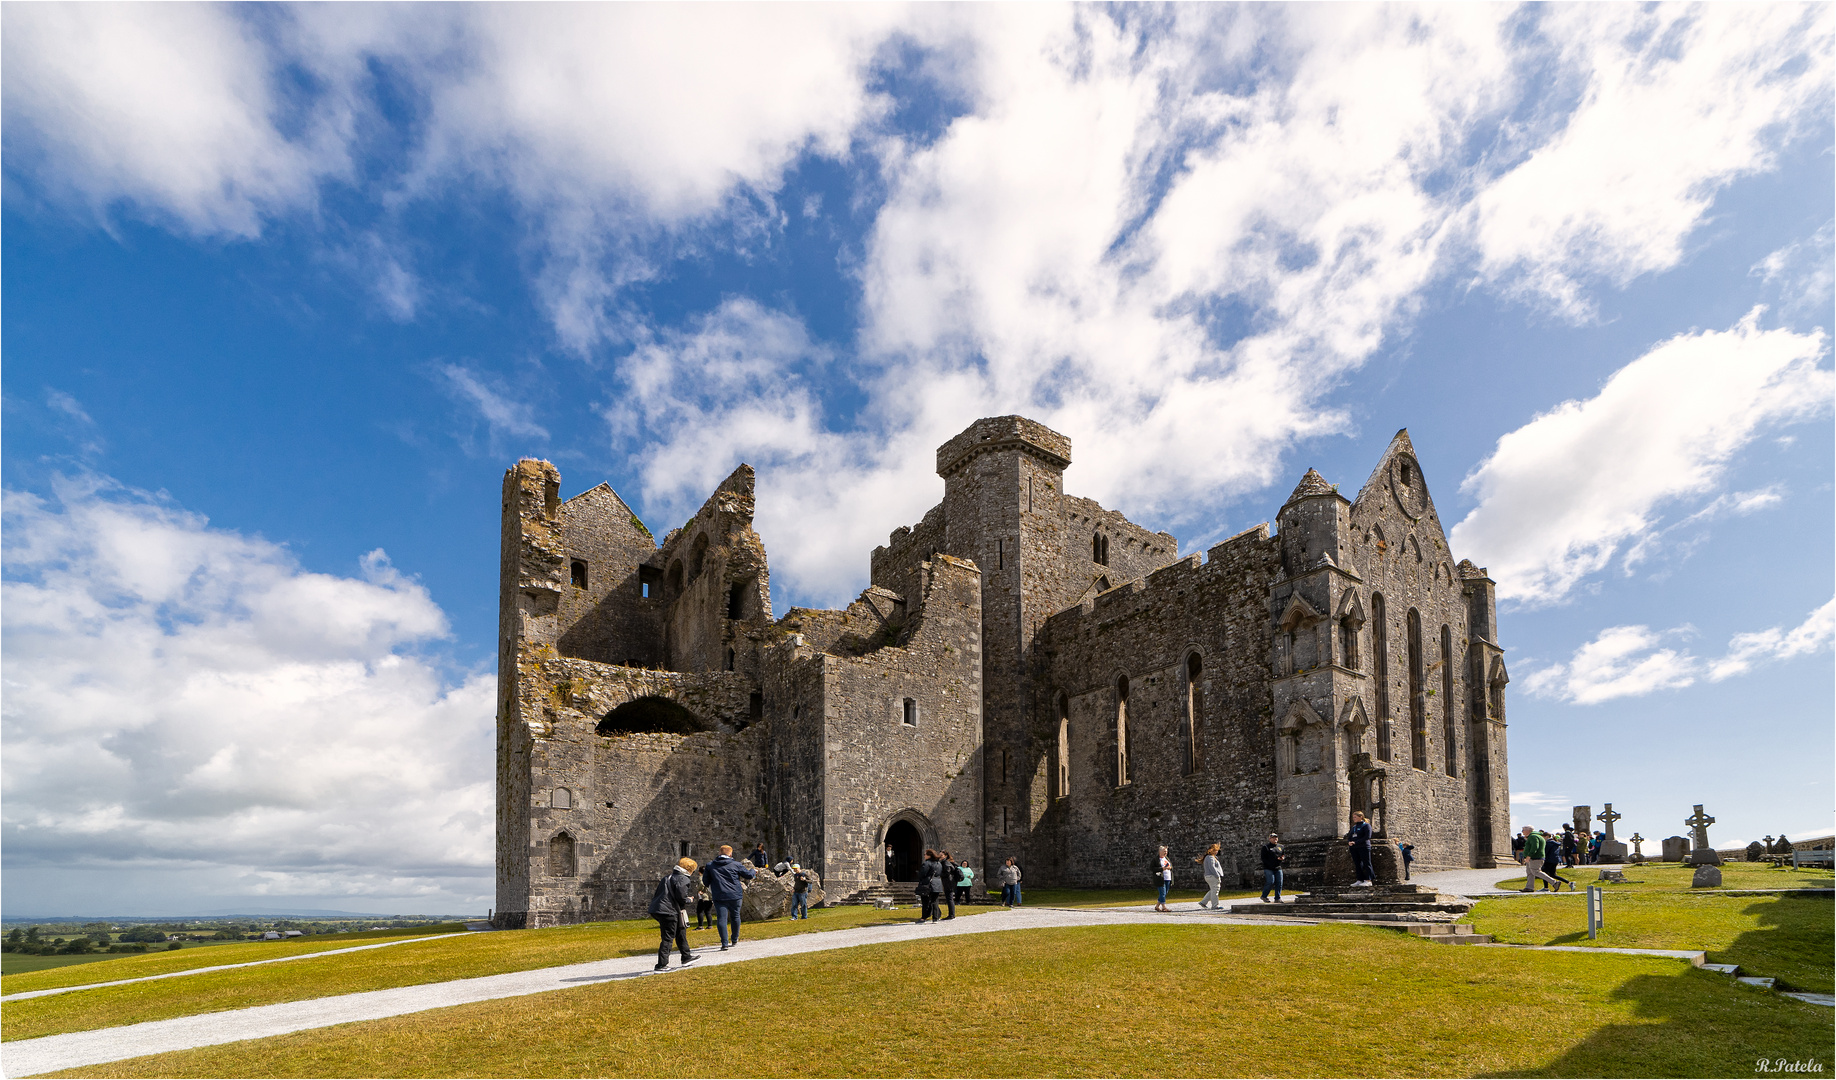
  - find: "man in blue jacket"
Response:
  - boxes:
[702,844,757,949]
[1346,810,1374,886]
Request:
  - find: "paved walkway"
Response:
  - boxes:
[0,906,1296,1077]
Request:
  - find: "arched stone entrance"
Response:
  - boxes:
[881,811,933,882]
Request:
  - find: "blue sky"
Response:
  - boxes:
[3,4,1831,916]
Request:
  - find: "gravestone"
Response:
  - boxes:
[1628,833,1646,863]
[1745,841,1763,862]
[1595,804,1628,863]
[1596,868,1628,883]
[1661,835,1690,862]
[1691,864,1723,888]
[1684,805,1722,866]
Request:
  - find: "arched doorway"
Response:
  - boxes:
[885,819,924,882]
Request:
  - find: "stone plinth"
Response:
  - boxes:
[1596,868,1627,883]
[1596,839,1628,863]
[1686,847,1722,867]
[1323,839,1403,885]
[1661,836,1690,862]
[1691,865,1723,888]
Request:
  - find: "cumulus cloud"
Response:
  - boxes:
[8,5,1831,607]
[1710,599,1836,682]
[1524,598,1836,704]
[1449,310,1831,605]
[1,475,492,913]
[1470,4,1835,318]
[1,3,350,236]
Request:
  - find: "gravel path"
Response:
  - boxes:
[1,905,1299,1077]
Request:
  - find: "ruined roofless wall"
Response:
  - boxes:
[1036,524,1280,888]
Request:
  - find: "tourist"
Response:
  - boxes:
[915,849,944,923]
[703,844,757,949]
[1346,811,1374,886]
[1195,843,1223,909]
[1517,826,1566,892]
[1540,831,1574,891]
[1510,830,1526,862]
[647,857,701,972]
[1154,846,1174,911]
[790,863,812,920]
[1398,841,1415,880]
[1259,833,1286,902]
[1560,825,1578,868]
[1013,860,1024,905]
[998,858,1021,906]
[957,860,975,908]
[772,857,793,877]
[749,843,770,869]
[693,880,713,929]
[940,851,959,920]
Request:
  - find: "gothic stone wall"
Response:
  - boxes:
[1036,525,1281,889]
[510,660,764,927]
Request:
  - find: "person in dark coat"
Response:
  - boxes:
[702,844,757,949]
[789,864,812,920]
[940,851,959,920]
[1346,810,1374,886]
[1398,841,1415,881]
[914,849,944,923]
[647,858,702,972]
[1259,833,1286,902]
[749,844,769,869]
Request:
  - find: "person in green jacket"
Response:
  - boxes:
[1518,826,1569,892]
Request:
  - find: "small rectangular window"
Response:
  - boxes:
[902,698,917,727]
[639,565,663,599]
[678,840,690,858]
[997,538,1005,570]
[570,560,588,589]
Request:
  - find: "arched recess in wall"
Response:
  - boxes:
[598,696,711,736]
[667,560,684,597]
[1055,693,1070,799]
[689,533,710,580]
[880,809,935,883]
[1182,652,1204,776]
[548,832,576,878]
[1114,675,1132,787]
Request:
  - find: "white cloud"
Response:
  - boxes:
[437,364,550,448]
[1470,4,1835,318]
[1710,599,1836,682]
[1,475,493,913]
[1525,599,1836,704]
[1,3,350,236]
[1752,221,1836,318]
[1450,309,1831,605]
[1522,624,1698,705]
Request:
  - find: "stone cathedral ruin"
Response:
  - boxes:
[495,416,1512,927]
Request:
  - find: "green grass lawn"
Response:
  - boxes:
[1468,864,1834,993]
[0,925,471,992]
[1493,861,1833,893]
[45,923,1833,1080]
[1,906,985,1042]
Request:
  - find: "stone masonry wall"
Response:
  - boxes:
[1036,524,1280,889]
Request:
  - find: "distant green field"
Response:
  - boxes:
[1,925,470,990]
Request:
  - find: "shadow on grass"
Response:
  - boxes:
[1717,893,1834,994]
[1481,968,1833,1079]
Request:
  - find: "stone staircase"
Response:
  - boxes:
[838,882,919,906]
[1227,884,1490,944]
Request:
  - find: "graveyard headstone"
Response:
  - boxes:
[1684,805,1722,866]
[1661,835,1690,862]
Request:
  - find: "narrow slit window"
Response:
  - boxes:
[902,698,918,727]
[678,840,690,858]
[639,565,662,599]
[1115,675,1131,787]
[725,649,735,672]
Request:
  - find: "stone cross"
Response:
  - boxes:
[1629,833,1645,857]
[1597,804,1622,842]
[1685,804,1715,851]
